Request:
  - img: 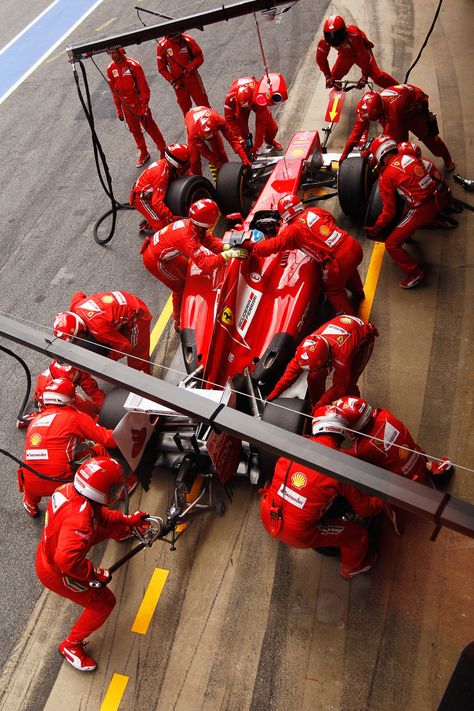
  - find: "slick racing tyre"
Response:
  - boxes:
[337,156,374,222]
[364,181,404,241]
[256,397,309,486]
[215,162,251,217]
[98,387,129,429]
[165,176,216,217]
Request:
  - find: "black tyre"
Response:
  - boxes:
[215,162,250,217]
[364,181,404,241]
[256,397,309,485]
[337,156,374,222]
[98,387,130,429]
[165,175,216,217]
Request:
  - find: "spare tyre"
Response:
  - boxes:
[338,156,374,222]
[215,162,251,217]
[165,175,216,217]
[364,180,404,241]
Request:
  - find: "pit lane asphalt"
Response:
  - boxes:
[0,0,329,705]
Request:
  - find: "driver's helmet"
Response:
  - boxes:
[323,15,347,47]
[311,405,348,437]
[371,134,398,165]
[42,378,76,406]
[164,143,190,172]
[397,141,422,158]
[53,311,86,341]
[277,193,304,223]
[357,92,384,121]
[189,199,220,228]
[295,335,330,371]
[333,396,373,438]
[236,84,254,109]
[74,457,125,505]
[49,359,81,384]
[196,115,217,140]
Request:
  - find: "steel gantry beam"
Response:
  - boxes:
[66,0,296,61]
[1,313,473,540]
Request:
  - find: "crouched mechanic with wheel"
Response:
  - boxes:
[36,456,149,672]
[140,198,248,332]
[259,410,383,579]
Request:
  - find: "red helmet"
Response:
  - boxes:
[42,378,76,406]
[295,335,330,371]
[398,141,421,158]
[277,193,304,223]
[311,405,348,437]
[189,199,220,228]
[357,92,384,121]
[333,396,373,438]
[371,134,398,165]
[165,143,190,171]
[74,456,124,505]
[196,114,216,140]
[53,311,86,341]
[236,84,254,108]
[49,359,81,384]
[323,15,347,47]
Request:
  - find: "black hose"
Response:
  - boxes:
[404,0,444,83]
[0,449,74,484]
[0,345,32,423]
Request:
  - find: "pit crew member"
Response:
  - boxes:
[259,409,383,579]
[267,314,378,407]
[107,48,166,168]
[19,379,116,518]
[317,15,398,90]
[54,290,153,374]
[140,198,248,332]
[185,106,251,176]
[248,193,364,314]
[339,84,454,170]
[35,456,149,672]
[156,32,210,117]
[224,76,282,157]
[364,135,451,289]
[129,143,191,234]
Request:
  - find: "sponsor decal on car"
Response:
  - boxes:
[249,272,262,283]
[237,289,261,337]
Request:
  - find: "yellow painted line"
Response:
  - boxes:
[131,567,169,635]
[96,17,117,32]
[359,241,385,323]
[149,295,173,354]
[100,673,129,711]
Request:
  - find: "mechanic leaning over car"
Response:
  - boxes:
[185,106,251,177]
[106,48,166,169]
[156,31,210,117]
[364,135,452,289]
[224,76,282,158]
[331,396,452,483]
[35,456,150,672]
[339,83,455,170]
[259,409,384,579]
[247,193,365,315]
[140,198,247,333]
[317,15,398,90]
[130,143,191,236]
[18,379,116,518]
[267,314,378,407]
[54,290,153,374]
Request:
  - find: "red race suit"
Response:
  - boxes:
[316,25,397,88]
[70,290,152,373]
[140,219,225,326]
[224,77,279,154]
[156,33,210,116]
[251,207,364,314]
[130,158,177,232]
[185,106,250,175]
[260,434,383,567]
[344,407,428,483]
[107,55,165,157]
[269,315,377,406]
[35,483,135,643]
[19,406,116,508]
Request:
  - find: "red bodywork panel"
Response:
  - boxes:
[181,131,323,388]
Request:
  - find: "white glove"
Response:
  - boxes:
[222,248,248,261]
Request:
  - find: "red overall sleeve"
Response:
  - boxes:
[373,170,399,230]
[268,357,303,400]
[156,42,173,83]
[251,223,301,257]
[107,64,122,114]
[316,38,331,77]
[347,26,373,78]
[224,94,241,137]
[78,372,105,407]
[53,512,96,581]
[341,114,370,158]
[74,411,117,448]
[150,167,174,222]
[339,481,383,517]
[132,61,151,112]
[184,35,204,72]
[219,116,249,161]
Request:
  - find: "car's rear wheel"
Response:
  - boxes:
[337,156,374,222]
[99,387,130,429]
[165,175,216,217]
[215,162,251,217]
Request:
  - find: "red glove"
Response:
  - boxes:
[325,76,334,89]
[126,510,150,533]
[365,224,381,238]
[117,111,124,122]
[89,567,111,588]
[339,147,351,164]
[356,76,368,90]
[242,154,252,168]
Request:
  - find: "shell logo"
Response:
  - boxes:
[101,295,114,303]
[30,433,42,446]
[340,317,353,324]
[291,471,307,489]
[399,447,409,460]
[414,165,425,177]
[289,148,305,158]
[167,48,173,56]
[221,307,234,325]
[320,225,331,236]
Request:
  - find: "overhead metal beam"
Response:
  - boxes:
[1,313,473,540]
[66,0,294,61]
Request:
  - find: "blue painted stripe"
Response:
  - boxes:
[0,0,104,102]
